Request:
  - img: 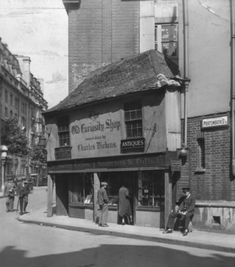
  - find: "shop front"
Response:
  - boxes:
[48,150,177,228]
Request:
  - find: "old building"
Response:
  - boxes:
[45,50,182,227]
[0,38,48,189]
[57,0,235,231]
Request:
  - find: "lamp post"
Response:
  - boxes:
[1,145,8,194]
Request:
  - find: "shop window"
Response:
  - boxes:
[196,137,205,172]
[155,23,178,64]
[137,171,164,208]
[124,102,143,138]
[69,174,93,205]
[58,117,70,147]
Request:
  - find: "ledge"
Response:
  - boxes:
[196,201,235,208]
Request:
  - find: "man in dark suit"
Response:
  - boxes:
[97,181,109,227]
[18,180,30,215]
[164,187,195,236]
[180,187,195,236]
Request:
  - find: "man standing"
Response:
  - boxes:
[118,185,132,225]
[18,180,30,215]
[97,181,109,227]
[6,187,15,212]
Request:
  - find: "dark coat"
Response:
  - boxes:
[18,183,30,198]
[118,186,131,217]
[97,187,109,206]
[181,194,195,214]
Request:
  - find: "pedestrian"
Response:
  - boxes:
[118,184,132,225]
[164,187,195,236]
[97,181,109,227]
[18,180,30,215]
[6,187,15,212]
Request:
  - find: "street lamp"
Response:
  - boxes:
[1,145,8,194]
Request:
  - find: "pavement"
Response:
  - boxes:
[17,206,235,254]
[2,187,234,254]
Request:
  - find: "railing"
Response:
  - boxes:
[55,146,72,160]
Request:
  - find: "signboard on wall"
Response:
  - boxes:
[70,111,122,158]
[121,138,145,153]
[201,116,228,129]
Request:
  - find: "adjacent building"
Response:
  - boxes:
[0,38,48,189]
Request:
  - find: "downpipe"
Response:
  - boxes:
[230,0,235,176]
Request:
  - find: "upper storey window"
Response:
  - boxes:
[58,117,70,147]
[124,102,143,138]
[155,23,178,64]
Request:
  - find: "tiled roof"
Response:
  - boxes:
[45,50,180,115]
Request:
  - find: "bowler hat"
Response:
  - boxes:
[101,181,108,186]
[182,187,190,192]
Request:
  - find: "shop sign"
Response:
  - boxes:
[201,116,228,129]
[121,138,145,153]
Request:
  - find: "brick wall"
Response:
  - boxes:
[177,112,233,201]
[68,0,140,92]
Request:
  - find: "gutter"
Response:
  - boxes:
[230,0,235,176]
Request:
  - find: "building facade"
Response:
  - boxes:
[45,51,182,227]
[0,38,48,189]
[57,0,235,231]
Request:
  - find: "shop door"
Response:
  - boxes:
[56,175,68,216]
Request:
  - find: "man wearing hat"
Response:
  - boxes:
[97,181,109,227]
[180,187,195,236]
[164,187,195,236]
[18,180,30,215]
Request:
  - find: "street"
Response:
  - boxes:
[0,187,234,267]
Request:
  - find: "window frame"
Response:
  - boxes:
[57,117,70,147]
[124,102,143,139]
[155,22,178,62]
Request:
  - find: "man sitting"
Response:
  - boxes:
[164,187,195,236]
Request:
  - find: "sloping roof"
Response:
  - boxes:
[45,50,180,115]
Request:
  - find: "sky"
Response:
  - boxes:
[0,0,68,108]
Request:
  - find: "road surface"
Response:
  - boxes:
[0,187,234,267]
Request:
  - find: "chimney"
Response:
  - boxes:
[16,55,31,87]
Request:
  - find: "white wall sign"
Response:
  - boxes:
[202,116,228,129]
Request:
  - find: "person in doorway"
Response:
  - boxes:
[164,187,195,236]
[118,185,132,225]
[97,181,109,227]
[18,180,30,215]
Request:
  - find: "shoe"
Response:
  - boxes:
[183,229,189,236]
[163,229,173,234]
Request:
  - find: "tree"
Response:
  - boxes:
[2,117,29,156]
[30,142,47,163]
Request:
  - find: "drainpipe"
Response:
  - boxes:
[230,0,235,176]
[182,0,190,150]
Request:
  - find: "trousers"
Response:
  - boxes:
[166,210,193,230]
[99,204,108,226]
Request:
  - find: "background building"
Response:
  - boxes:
[57,0,235,231]
[0,38,48,190]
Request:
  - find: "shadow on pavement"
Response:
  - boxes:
[0,243,234,267]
